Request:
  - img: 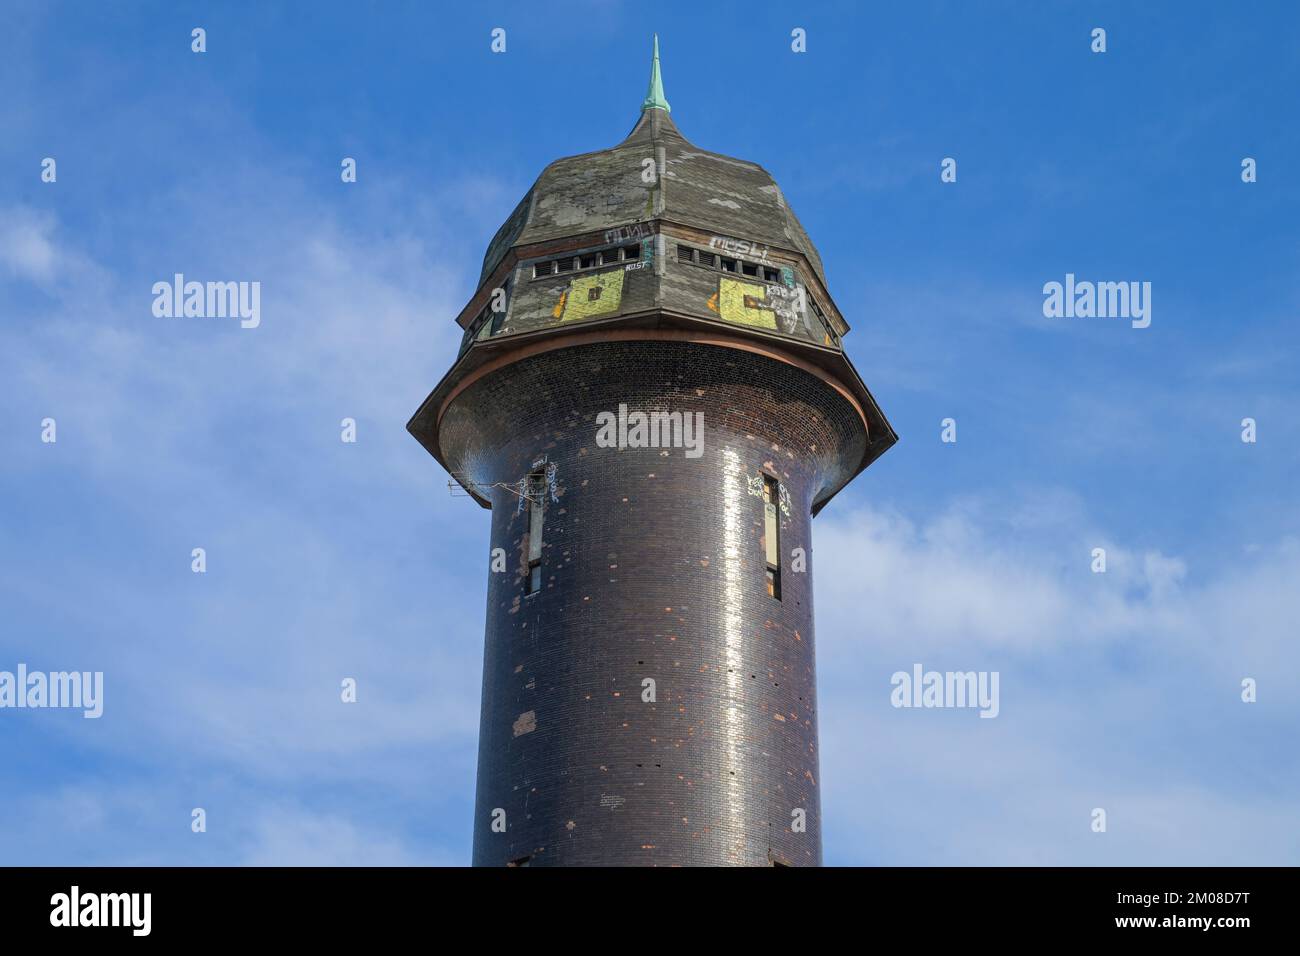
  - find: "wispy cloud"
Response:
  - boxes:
[0,84,505,865]
[814,494,1300,864]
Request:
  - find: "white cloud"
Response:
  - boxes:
[0,144,500,864]
[814,493,1300,864]
[0,206,57,281]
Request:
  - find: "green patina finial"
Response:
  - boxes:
[641,34,670,113]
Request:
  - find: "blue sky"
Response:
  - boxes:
[1,1,1297,865]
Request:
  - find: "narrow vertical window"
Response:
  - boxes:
[526,470,545,594]
[763,475,781,600]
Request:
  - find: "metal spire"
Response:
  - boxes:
[641,34,671,113]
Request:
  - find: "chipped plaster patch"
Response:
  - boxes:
[759,183,786,207]
[512,710,537,736]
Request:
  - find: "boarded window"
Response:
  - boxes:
[763,475,781,600]
[526,471,545,595]
[677,245,694,264]
[555,257,574,273]
[697,251,716,268]
[533,261,553,279]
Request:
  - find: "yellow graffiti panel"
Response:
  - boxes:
[717,277,777,330]
[560,269,625,322]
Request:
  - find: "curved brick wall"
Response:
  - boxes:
[438,339,867,866]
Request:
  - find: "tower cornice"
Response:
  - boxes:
[408,312,896,515]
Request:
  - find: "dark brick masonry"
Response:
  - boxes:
[439,340,867,866]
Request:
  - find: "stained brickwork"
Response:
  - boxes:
[438,341,865,866]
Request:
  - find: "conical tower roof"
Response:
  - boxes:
[478,38,826,290]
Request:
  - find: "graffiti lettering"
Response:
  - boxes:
[763,282,811,335]
[708,235,770,261]
[604,223,651,244]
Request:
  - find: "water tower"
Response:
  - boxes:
[408,37,895,866]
